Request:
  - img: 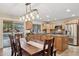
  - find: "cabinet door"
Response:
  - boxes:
[55,37,63,51]
[63,37,68,50]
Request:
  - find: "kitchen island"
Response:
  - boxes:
[26,34,69,52]
[52,34,69,52]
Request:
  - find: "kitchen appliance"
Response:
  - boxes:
[65,24,79,45]
[54,25,64,34]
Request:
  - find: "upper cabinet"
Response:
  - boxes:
[63,18,79,24]
[41,21,53,33]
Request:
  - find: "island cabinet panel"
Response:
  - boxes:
[63,37,68,50]
[54,37,63,51]
[54,36,68,52]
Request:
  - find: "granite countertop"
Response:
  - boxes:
[31,33,68,37]
[52,34,68,37]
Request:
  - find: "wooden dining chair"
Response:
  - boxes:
[15,34,22,56]
[9,34,16,56]
[42,35,56,56]
[51,38,56,56]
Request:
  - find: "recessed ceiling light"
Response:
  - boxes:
[66,9,71,12]
[46,15,50,18]
[40,18,42,20]
[72,14,76,17]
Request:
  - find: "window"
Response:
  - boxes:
[32,24,41,33]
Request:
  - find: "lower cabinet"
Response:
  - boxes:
[54,36,68,52]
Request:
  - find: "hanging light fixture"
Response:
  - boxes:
[20,3,40,21]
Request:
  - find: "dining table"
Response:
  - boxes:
[20,38,44,56]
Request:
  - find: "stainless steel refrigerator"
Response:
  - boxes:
[65,24,79,46]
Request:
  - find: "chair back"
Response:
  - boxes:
[43,37,55,56]
[15,34,22,56]
[9,34,15,50]
[9,34,16,56]
[51,38,55,55]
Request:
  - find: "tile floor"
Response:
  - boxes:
[60,46,79,56]
[0,45,79,56]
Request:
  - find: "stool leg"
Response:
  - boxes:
[47,40,51,56]
[43,40,47,56]
[14,52,16,56]
[54,51,56,56]
[11,51,13,56]
[51,46,53,56]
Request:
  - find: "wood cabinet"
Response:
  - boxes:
[41,22,53,33]
[54,35,68,52]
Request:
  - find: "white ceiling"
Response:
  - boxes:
[0,3,79,21]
